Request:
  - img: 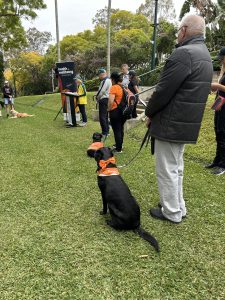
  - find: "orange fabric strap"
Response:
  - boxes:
[97,157,120,176]
[97,167,120,176]
[88,142,104,151]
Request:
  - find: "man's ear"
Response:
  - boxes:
[94,149,103,162]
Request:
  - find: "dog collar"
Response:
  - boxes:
[88,142,104,151]
[97,157,120,176]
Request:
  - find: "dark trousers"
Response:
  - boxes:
[78,104,87,123]
[213,131,225,168]
[109,108,126,151]
[132,97,138,118]
[99,98,109,135]
[214,109,225,168]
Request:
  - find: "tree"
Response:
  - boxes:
[111,28,152,68]
[218,0,225,10]
[9,51,51,95]
[179,0,217,23]
[92,6,119,28]
[58,10,154,77]
[25,27,52,55]
[137,0,176,22]
[157,20,177,62]
[0,0,46,51]
[110,10,150,34]
[0,0,46,18]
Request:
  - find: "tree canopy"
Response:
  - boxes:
[4,5,177,95]
[0,0,46,51]
[137,0,176,22]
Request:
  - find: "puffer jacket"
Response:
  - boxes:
[145,35,213,144]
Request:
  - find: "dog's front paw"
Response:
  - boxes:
[99,210,107,215]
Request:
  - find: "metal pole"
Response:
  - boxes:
[151,0,158,70]
[107,0,111,76]
[55,0,61,62]
[51,68,55,92]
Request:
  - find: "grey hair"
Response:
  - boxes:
[181,14,206,37]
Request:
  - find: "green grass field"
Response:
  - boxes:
[0,93,224,300]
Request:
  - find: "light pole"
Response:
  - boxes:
[151,0,158,70]
[54,0,61,62]
[107,0,111,76]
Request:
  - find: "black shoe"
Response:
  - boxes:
[205,163,218,169]
[149,208,181,224]
[157,203,187,218]
[65,124,76,128]
[212,167,225,175]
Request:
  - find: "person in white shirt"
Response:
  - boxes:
[96,68,112,138]
[121,64,129,88]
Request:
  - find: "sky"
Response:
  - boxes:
[23,0,185,42]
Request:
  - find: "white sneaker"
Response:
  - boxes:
[79,122,87,127]
[113,150,123,154]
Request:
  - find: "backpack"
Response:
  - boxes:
[115,87,136,119]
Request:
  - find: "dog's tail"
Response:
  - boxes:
[136,227,160,252]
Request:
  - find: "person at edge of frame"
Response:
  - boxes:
[145,15,213,224]
[206,47,225,175]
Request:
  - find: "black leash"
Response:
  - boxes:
[118,126,154,168]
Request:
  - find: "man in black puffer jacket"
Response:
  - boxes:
[145,15,213,223]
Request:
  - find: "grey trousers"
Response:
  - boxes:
[155,139,187,223]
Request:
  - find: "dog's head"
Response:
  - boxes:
[10,109,17,116]
[92,132,102,142]
[87,132,104,158]
[94,147,114,163]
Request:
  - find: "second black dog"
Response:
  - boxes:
[95,147,159,252]
[87,132,104,158]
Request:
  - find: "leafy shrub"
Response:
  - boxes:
[85,77,100,91]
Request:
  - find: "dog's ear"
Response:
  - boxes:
[94,149,103,162]
[108,147,114,157]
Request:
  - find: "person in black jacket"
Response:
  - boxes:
[145,15,213,223]
[206,47,225,175]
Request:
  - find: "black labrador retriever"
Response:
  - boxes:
[95,147,159,252]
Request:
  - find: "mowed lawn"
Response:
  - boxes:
[0,93,224,300]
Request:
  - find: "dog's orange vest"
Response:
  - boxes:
[97,157,120,176]
[88,142,104,152]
